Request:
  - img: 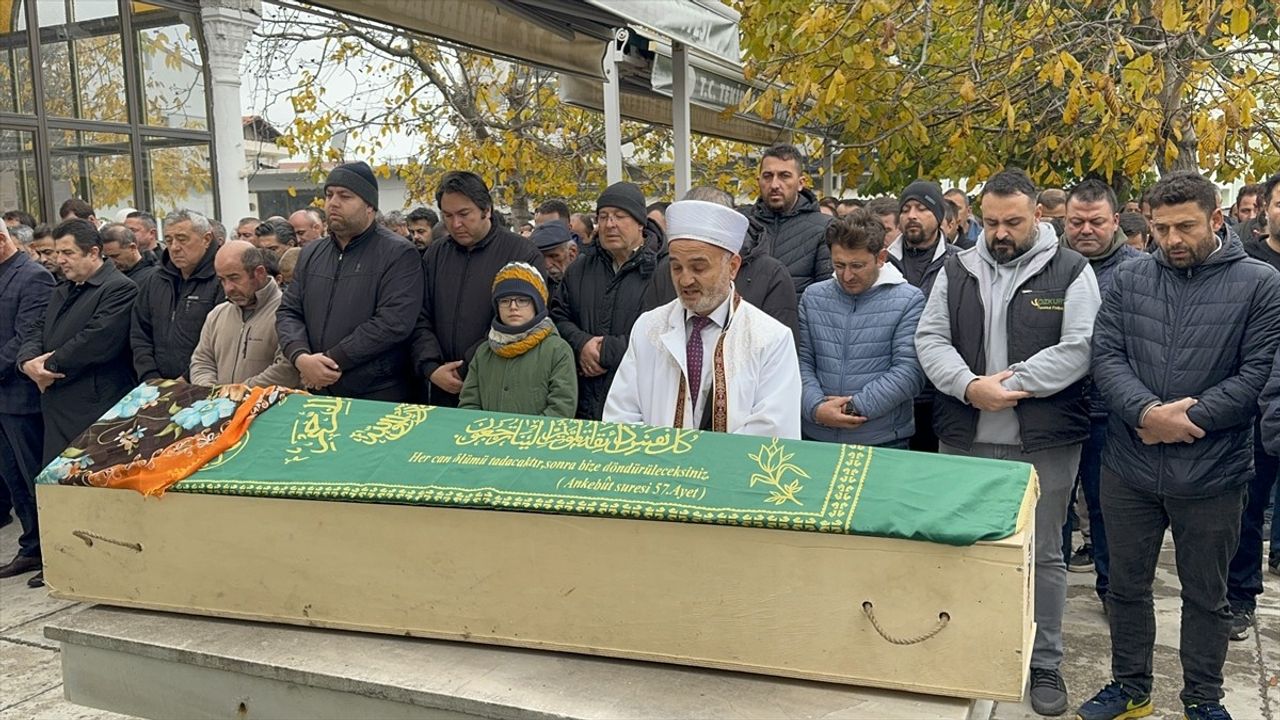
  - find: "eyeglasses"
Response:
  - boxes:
[596,211,633,226]
[497,297,533,309]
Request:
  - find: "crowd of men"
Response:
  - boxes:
[2,146,1279,720]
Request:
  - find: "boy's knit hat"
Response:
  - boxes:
[491,262,548,316]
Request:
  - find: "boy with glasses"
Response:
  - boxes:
[459,262,576,417]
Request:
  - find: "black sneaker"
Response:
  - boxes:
[1075,681,1153,720]
[1069,544,1095,573]
[1183,701,1232,720]
[1229,608,1252,641]
[1269,559,1279,577]
[1030,667,1069,716]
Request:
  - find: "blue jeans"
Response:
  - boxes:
[1226,418,1279,611]
[1062,417,1109,599]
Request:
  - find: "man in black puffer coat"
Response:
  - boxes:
[278,162,425,402]
[1082,172,1280,720]
[131,210,224,381]
[745,144,832,299]
[552,182,662,420]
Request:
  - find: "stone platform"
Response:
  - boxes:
[42,606,987,720]
[2,520,1275,720]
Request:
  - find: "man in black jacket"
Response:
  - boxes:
[1079,173,1280,720]
[124,210,161,264]
[413,171,546,407]
[1255,173,1280,580]
[746,144,832,298]
[648,186,797,336]
[101,222,158,285]
[1226,171,1280,640]
[530,219,579,299]
[551,182,662,420]
[0,222,54,588]
[19,220,137,461]
[888,180,957,453]
[1057,178,1144,610]
[131,209,224,381]
[276,162,423,401]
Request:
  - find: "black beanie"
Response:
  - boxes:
[325,161,379,210]
[899,180,945,226]
[596,182,647,226]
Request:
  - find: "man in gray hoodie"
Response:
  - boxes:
[915,168,1101,717]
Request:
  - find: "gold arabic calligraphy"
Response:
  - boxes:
[285,397,349,463]
[350,404,432,445]
[454,417,698,456]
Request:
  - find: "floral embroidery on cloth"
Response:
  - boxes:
[37,380,295,496]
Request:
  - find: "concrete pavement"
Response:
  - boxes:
[1,517,1275,719]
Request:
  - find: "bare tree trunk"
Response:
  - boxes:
[1154,54,1199,176]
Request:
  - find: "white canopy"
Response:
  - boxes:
[305,0,801,194]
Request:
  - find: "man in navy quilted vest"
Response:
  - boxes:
[798,209,925,448]
[916,167,1100,717]
[1080,172,1280,720]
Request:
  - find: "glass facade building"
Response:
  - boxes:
[1,0,216,223]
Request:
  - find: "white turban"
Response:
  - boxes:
[665,200,748,256]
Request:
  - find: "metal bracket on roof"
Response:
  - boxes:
[602,27,629,78]
[601,27,629,184]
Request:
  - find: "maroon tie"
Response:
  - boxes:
[687,315,712,403]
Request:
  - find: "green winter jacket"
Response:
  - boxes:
[458,334,578,418]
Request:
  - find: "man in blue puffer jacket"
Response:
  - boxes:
[798,209,925,447]
[1079,172,1280,720]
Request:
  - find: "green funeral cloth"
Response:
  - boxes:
[174,394,1035,546]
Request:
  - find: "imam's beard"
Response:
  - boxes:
[681,274,733,316]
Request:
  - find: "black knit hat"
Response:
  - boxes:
[596,182,647,226]
[899,180,945,226]
[325,161,379,210]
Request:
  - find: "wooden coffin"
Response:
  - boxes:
[37,481,1034,701]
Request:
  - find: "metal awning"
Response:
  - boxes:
[303,0,802,195]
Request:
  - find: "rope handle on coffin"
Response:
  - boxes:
[72,530,143,552]
[861,601,950,645]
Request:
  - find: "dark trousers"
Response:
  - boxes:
[909,401,938,452]
[1062,417,1109,599]
[1227,419,1279,610]
[0,412,45,559]
[1102,470,1244,705]
[1272,470,1280,567]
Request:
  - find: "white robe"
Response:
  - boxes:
[603,295,802,439]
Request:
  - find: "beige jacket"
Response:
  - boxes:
[189,280,299,388]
